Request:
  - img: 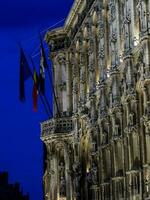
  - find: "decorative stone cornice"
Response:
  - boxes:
[45,0,96,52]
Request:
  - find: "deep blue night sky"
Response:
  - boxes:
[0,0,73,199]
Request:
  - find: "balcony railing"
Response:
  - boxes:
[41,117,73,138]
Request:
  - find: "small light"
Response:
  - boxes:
[120,58,123,63]
[119,54,123,63]
[107,72,110,78]
[133,37,139,47]
[86,168,89,173]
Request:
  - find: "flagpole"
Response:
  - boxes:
[38,89,52,118]
[30,57,53,117]
[40,18,65,34]
[47,64,61,117]
[20,18,65,45]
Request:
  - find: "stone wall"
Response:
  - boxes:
[41,0,150,199]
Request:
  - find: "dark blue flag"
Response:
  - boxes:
[19,47,32,102]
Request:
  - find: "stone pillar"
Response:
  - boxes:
[83,24,90,100]
[138,0,148,36]
[91,185,99,200]
[126,102,130,126]
[127,135,132,171]
[72,45,79,113]
[43,143,50,200]
[97,1,106,82]
[87,16,96,95]
[72,66,77,113]
[99,84,107,117]
[112,142,116,176]
[79,36,86,106]
[86,16,97,123]
[60,58,67,113]
[90,95,97,123]
[92,8,99,84]
[64,146,73,200]
[66,51,72,115]
[49,154,59,200]
[108,0,120,68]
[143,87,148,115]
[111,113,116,138]
[123,0,133,55]
[52,59,58,117]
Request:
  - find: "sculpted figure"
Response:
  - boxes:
[88,162,98,185]
[73,162,82,199]
[60,176,66,196]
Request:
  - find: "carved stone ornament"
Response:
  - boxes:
[99,46,105,59]
[125,9,131,24]
[88,162,98,185]
[99,20,104,39]
[109,2,116,22]
[111,29,117,43]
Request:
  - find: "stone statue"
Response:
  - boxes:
[73,162,82,198]
[60,176,66,197]
[88,162,98,185]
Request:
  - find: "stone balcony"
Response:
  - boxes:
[41,117,73,138]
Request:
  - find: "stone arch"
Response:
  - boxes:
[46,138,73,200]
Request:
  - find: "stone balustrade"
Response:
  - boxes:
[41,117,73,137]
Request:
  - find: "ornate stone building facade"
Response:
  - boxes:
[41,0,150,199]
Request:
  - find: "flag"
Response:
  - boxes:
[39,33,48,95]
[39,33,48,68]
[39,58,45,95]
[32,68,38,112]
[19,47,32,102]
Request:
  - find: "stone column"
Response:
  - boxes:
[51,59,59,117]
[97,1,106,82]
[87,16,97,123]
[92,8,99,84]
[90,95,97,123]
[148,0,150,33]
[56,58,63,114]
[123,0,133,55]
[64,145,73,200]
[82,25,90,99]
[138,0,148,36]
[72,45,79,113]
[127,135,132,171]
[60,57,67,113]
[49,153,59,200]
[126,101,130,126]
[108,0,119,68]
[87,16,96,95]
[43,152,51,200]
[66,51,73,115]
[112,141,117,176]
[79,35,86,106]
